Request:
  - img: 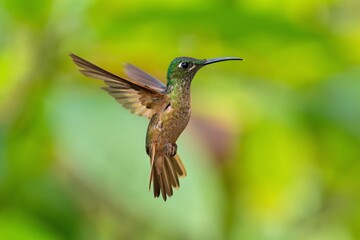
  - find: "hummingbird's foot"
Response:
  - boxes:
[171,144,177,156]
[165,143,177,157]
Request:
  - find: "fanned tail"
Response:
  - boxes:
[149,153,187,201]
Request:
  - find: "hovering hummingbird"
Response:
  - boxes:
[70,53,242,201]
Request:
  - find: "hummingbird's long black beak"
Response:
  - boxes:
[204,57,243,65]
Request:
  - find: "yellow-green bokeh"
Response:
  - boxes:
[1,0,360,239]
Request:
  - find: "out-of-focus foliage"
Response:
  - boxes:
[1,0,359,239]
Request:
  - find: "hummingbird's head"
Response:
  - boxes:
[166,56,243,85]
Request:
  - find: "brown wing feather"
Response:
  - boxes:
[124,63,166,92]
[70,53,169,119]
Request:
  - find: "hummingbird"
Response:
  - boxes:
[70,53,242,201]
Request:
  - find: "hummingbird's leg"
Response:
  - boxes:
[165,143,177,157]
[171,143,177,156]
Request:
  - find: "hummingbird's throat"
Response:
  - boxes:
[166,79,191,105]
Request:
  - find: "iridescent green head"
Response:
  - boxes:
[166,56,243,86]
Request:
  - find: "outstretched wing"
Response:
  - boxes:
[70,53,169,119]
[124,63,166,92]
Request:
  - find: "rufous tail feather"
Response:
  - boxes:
[148,149,186,201]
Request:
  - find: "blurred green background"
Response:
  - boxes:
[1,0,360,239]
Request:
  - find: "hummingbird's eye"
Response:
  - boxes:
[179,62,189,69]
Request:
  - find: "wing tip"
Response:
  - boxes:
[68,52,79,62]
